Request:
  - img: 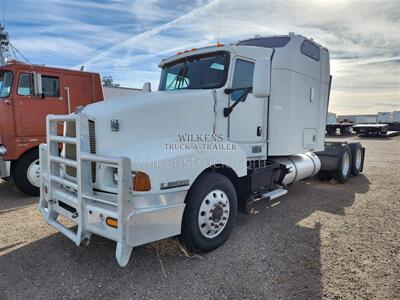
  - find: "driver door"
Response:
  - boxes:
[228,58,266,145]
[13,70,65,137]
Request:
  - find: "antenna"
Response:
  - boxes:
[2,0,5,27]
[217,0,222,44]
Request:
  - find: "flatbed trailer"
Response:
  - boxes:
[326,123,353,135]
[352,123,389,136]
[388,123,400,132]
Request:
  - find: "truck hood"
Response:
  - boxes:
[82,89,216,159]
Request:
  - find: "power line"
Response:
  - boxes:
[10,42,16,58]
[10,42,32,65]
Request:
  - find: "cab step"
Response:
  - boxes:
[244,187,288,213]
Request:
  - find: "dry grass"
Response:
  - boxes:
[150,238,191,258]
[147,238,200,278]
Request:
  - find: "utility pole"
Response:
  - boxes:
[0,23,10,65]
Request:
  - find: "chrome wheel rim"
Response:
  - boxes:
[198,189,230,238]
[342,152,350,176]
[355,148,362,170]
[27,159,41,187]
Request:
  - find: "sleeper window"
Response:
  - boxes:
[301,40,320,61]
[42,76,60,97]
[231,59,254,101]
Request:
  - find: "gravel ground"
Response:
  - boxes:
[0,135,399,299]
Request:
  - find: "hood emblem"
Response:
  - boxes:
[111,119,120,132]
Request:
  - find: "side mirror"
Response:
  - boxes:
[142,82,151,93]
[253,57,271,98]
[32,72,43,96]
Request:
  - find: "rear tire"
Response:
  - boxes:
[349,143,363,176]
[12,148,40,196]
[179,172,237,252]
[335,145,352,183]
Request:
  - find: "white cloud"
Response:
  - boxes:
[6,0,400,114]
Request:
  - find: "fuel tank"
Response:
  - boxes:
[270,152,321,185]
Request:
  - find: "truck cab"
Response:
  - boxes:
[0,61,104,195]
[39,34,364,266]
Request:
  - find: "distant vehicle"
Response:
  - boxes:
[352,123,389,136]
[0,61,143,196]
[377,112,394,124]
[337,114,377,124]
[39,33,365,266]
[0,61,106,195]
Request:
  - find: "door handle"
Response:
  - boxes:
[257,126,262,136]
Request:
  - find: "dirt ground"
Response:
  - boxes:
[0,135,399,299]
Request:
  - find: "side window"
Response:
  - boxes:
[42,76,60,97]
[17,73,32,96]
[231,59,254,101]
[301,40,320,61]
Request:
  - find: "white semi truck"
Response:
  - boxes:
[38,33,365,266]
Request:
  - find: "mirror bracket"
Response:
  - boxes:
[223,87,252,117]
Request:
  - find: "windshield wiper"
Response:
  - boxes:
[166,62,188,90]
[223,87,252,117]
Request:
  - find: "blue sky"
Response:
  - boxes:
[3,0,400,114]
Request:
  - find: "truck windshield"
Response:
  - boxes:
[0,70,13,98]
[158,52,229,91]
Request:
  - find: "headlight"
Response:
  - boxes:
[0,145,7,156]
[112,168,118,184]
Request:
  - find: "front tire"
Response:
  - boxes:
[179,172,237,252]
[12,148,40,196]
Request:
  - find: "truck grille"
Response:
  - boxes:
[65,120,97,183]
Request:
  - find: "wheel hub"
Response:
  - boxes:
[27,159,41,188]
[211,205,224,222]
[355,148,362,169]
[342,151,350,176]
[198,189,230,238]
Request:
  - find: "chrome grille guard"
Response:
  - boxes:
[38,113,134,266]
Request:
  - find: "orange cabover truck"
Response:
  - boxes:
[0,61,104,195]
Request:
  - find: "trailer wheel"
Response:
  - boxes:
[335,145,352,183]
[12,148,40,196]
[179,172,237,252]
[349,143,364,176]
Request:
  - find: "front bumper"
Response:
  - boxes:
[38,114,186,266]
[0,160,10,178]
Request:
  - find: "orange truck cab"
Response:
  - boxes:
[0,61,104,195]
